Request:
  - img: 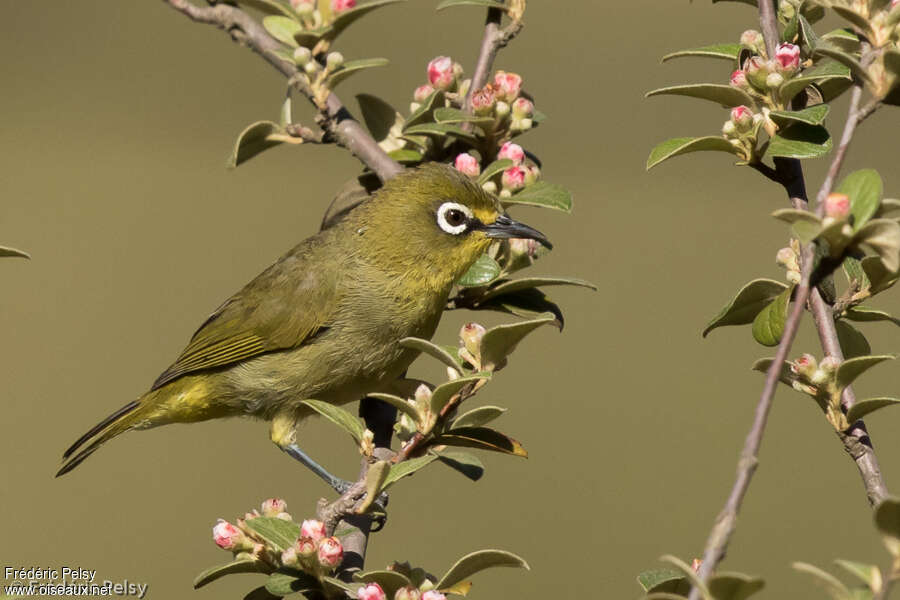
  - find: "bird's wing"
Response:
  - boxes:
[151,241,338,390]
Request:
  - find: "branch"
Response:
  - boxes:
[462,1,525,115]
[161,0,401,182]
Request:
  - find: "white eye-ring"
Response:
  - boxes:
[436,202,473,235]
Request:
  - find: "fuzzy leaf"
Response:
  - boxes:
[843,255,870,289]
[403,122,478,145]
[366,392,420,421]
[875,497,900,555]
[502,181,573,212]
[244,518,301,552]
[405,90,443,128]
[434,107,493,124]
[646,136,740,170]
[434,450,485,481]
[436,427,527,457]
[400,337,462,371]
[358,460,390,511]
[0,246,30,259]
[451,405,506,429]
[354,571,412,598]
[833,560,880,589]
[752,285,792,346]
[836,355,895,390]
[780,60,852,102]
[327,58,389,88]
[703,279,789,337]
[831,6,873,35]
[382,455,437,489]
[458,254,502,287]
[228,121,290,168]
[243,587,280,600]
[194,559,267,589]
[356,93,399,141]
[299,399,366,443]
[662,43,742,62]
[837,169,883,231]
[479,277,597,303]
[471,287,565,325]
[437,0,507,8]
[772,208,823,243]
[436,550,529,589]
[430,374,491,416]
[262,16,302,47]
[856,219,900,273]
[645,84,755,107]
[388,148,424,163]
[845,306,900,326]
[480,313,556,369]
[709,572,766,600]
[765,122,832,159]
[821,28,861,53]
[814,46,873,86]
[637,569,689,593]
[861,256,900,294]
[265,572,319,596]
[751,358,796,386]
[769,104,830,127]
[477,159,514,184]
[847,397,900,423]
[792,562,851,600]
[835,320,871,359]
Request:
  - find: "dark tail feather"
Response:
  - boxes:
[57,400,140,477]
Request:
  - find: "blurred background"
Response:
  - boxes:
[2,1,899,598]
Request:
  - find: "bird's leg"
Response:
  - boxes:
[270,413,353,494]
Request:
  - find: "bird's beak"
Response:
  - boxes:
[480,214,553,249]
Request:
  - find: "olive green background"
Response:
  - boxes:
[2,1,899,598]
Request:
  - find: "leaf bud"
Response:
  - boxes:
[824,193,851,219]
[481,180,498,194]
[497,142,525,165]
[494,100,511,119]
[427,56,455,91]
[722,120,737,138]
[493,70,523,102]
[766,71,785,89]
[459,322,486,364]
[357,583,387,600]
[509,116,532,133]
[454,153,481,177]
[293,46,312,66]
[326,52,344,71]
[300,519,327,542]
[317,536,344,570]
[360,428,375,456]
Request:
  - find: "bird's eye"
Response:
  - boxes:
[436,202,473,235]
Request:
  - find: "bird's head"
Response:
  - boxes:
[362,163,551,286]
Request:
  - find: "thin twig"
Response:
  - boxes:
[462,3,525,115]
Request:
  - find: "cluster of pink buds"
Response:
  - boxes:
[721,105,764,160]
[731,37,802,99]
[281,519,345,573]
[789,354,841,396]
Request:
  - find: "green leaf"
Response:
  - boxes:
[780,60,852,102]
[752,285,793,346]
[836,355,895,390]
[451,405,506,429]
[194,558,267,589]
[434,107,493,124]
[388,148,424,163]
[847,397,900,423]
[814,46,873,86]
[877,198,900,217]
[403,122,478,145]
[437,0,507,9]
[662,43,742,62]
[458,254,502,287]
[835,320,871,359]
[430,374,491,416]
[436,426,527,457]
[637,569,689,593]
[798,15,820,50]
[354,571,412,598]
[769,104,830,127]
[831,6,873,35]
[405,90,443,128]
[243,585,281,600]
[502,181,573,212]
[861,256,900,294]
[480,312,557,369]
[709,572,766,600]
[327,57,389,88]
[366,392,420,421]
[434,450,485,481]
[436,549,529,589]
[265,572,319,596]
[244,517,301,552]
[262,16,302,47]
[845,306,900,326]
[359,460,390,510]
[793,562,851,600]
[477,159,514,184]
[645,84,755,107]
[821,28,861,53]
[772,208,823,243]
[836,169,883,231]
[875,497,900,555]
[479,277,597,303]
[659,555,713,600]
[751,357,796,386]
[843,256,870,289]
[329,0,405,40]
[855,219,900,273]
[228,121,291,168]
[400,337,462,372]
[833,560,880,589]
[702,279,790,337]
[356,93,399,141]
[233,0,298,18]
[765,122,832,159]
[471,287,565,325]
[646,136,740,170]
[0,246,30,259]
[382,455,437,489]
[299,399,366,443]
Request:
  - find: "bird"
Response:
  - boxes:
[57,163,550,486]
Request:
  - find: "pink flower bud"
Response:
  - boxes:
[427,56,455,91]
[493,70,523,102]
[501,166,526,191]
[775,43,801,73]
[281,546,300,567]
[357,583,387,600]
[460,322,486,358]
[414,84,434,103]
[511,97,534,119]
[497,142,525,165]
[454,153,481,177]
[824,193,850,219]
[730,105,754,130]
[893,0,899,7]
[300,519,327,542]
[740,29,764,51]
[776,247,798,270]
[730,69,748,89]
[790,354,818,378]
[331,0,356,13]
[744,56,771,91]
[213,519,247,550]
[470,86,496,116]
[394,587,422,600]
[317,536,344,570]
[421,592,446,600]
[766,72,784,89]
[261,498,287,517]
[691,558,703,573]
[296,536,318,559]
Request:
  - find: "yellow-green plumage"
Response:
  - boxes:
[58,163,548,476]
